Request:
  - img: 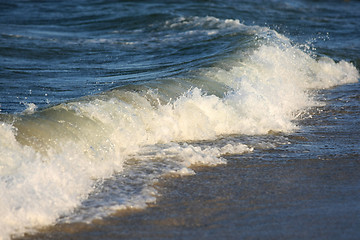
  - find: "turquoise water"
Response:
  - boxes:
[0,1,359,239]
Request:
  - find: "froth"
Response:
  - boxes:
[0,118,253,239]
[0,122,123,239]
[0,17,359,240]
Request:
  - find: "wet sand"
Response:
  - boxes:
[19,147,360,239]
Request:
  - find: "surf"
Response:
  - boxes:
[0,16,358,239]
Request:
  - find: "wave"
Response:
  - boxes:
[0,16,359,239]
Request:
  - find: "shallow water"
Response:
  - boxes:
[1,0,359,239]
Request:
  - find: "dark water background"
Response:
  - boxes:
[1,0,359,239]
[1,0,359,113]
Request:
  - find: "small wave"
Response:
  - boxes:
[0,16,358,240]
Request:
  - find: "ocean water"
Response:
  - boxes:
[0,0,359,239]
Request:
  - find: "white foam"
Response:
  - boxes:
[0,17,359,240]
[0,123,124,239]
[22,103,38,115]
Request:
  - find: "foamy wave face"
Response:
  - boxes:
[0,122,124,239]
[0,16,359,240]
[0,120,252,239]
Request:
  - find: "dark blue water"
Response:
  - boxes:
[1,0,358,113]
[0,0,359,239]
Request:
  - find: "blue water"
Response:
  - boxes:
[0,0,359,239]
[1,0,358,113]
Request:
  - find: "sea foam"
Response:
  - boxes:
[0,17,358,240]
